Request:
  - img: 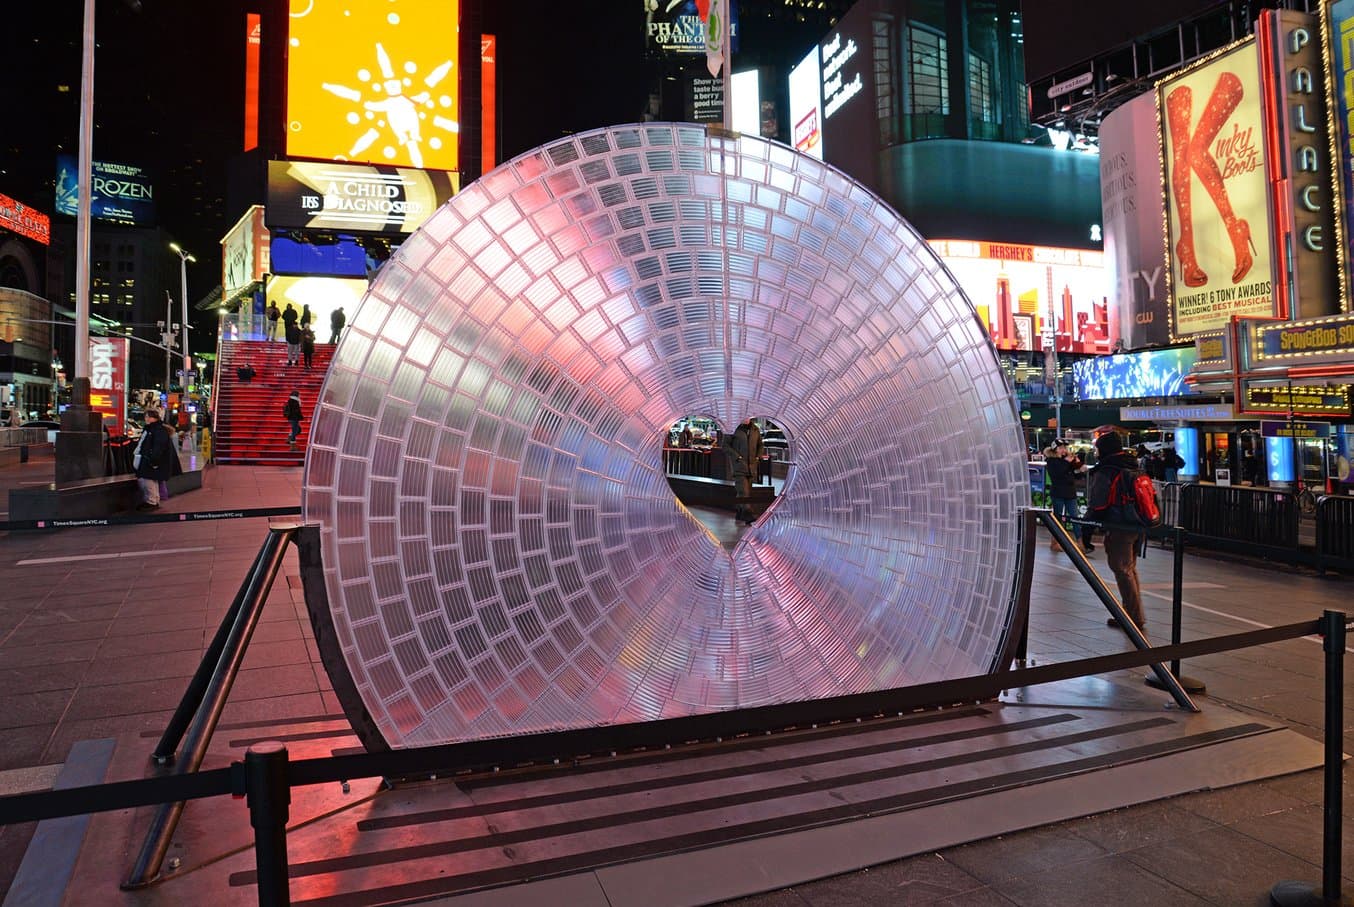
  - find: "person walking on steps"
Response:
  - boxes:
[133,408,176,511]
[285,319,303,367]
[300,303,312,332]
[267,301,281,341]
[284,390,304,450]
[301,326,316,370]
[1086,431,1147,632]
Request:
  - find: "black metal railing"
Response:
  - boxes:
[1316,494,1354,570]
[1178,482,1299,550]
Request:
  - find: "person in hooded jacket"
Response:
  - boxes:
[134,408,176,510]
[1087,431,1146,632]
[1043,441,1084,552]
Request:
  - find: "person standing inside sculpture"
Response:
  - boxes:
[722,417,764,526]
[329,306,346,345]
[133,407,175,511]
[1086,431,1146,631]
[1043,441,1084,552]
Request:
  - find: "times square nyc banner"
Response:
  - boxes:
[1160,38,1276,340]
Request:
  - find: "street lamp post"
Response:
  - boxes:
[170,243,195,390]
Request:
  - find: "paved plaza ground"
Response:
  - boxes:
[0,447,1351,905]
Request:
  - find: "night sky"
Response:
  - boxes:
[2,0,1149,329]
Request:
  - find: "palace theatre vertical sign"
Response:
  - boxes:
[1260,9,1339,319]
[1160,39,1277,340]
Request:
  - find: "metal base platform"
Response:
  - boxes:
[25,675,1327,907]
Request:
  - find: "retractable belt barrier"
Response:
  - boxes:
[0,506,302,533]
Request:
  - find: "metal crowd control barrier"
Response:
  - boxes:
[1315,494,1354,572]
[0,525,1347,906]
[1178,483,1300,555]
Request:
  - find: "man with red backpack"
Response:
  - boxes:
[1086,431,1158,632]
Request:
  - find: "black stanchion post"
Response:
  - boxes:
[246,742,292,907]
[1270,609,1350,907]
[1145,526,1206,694]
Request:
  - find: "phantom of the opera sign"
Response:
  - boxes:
[1160,39,1277,339]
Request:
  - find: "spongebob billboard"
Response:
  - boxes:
[286,0,461,173]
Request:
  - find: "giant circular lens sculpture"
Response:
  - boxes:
[301,124,1030,749]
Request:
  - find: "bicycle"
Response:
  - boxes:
[1295,480,1319,518]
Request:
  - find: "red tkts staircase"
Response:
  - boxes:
[214,340,334,465]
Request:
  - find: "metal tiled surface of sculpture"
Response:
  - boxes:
[301,124,1030,748]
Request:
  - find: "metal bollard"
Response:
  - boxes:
[1269,609,1348,907]
[245,742,292,907]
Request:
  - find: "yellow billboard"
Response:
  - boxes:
[286,0,460,172]
[1159,39,1276,339]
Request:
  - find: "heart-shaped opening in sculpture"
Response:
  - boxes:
[663,415,793,552]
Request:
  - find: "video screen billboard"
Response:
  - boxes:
[265,275,367,344]
[266,160,456,235]
[1073,347,1201,400]
[54,157,155,227]
[789,46,823,159]
[270,235,369,277]
[286,0,460,172]
[929,240,1111,353]
[1159,39,1275,339]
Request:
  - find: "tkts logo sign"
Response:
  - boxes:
[88,336,128,436]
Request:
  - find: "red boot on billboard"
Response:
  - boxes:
[1166,86,1207,287]
[1187,72,1253,284]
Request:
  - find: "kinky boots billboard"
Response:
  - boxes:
[1160,37,1278,340]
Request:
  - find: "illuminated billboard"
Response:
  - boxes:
[286,0,460,172]
[789,45,822,159]
[54,157,156,227]
[221,205,270,296]
[482,35,496,171]
[0,194,49,245]
[245,13,261,152]
[1159,39,1276,339]
[929,240,1111,354]
[644,0,739,56]
[1073,347,1201,401]
[265,275,367,344]
[266,160,456,235]
[1324,0,1354,311]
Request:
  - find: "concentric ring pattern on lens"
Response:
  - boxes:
[301,123,1029,749]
